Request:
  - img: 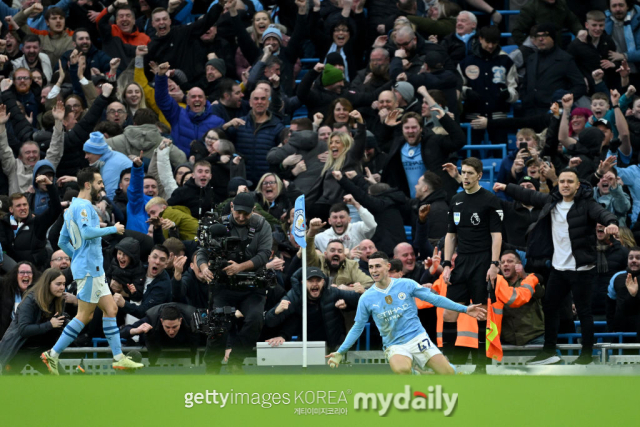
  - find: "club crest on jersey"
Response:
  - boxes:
[398,292,406,300]
[385,295,393,304]
[471,213,481,225]
[454,212,460,225]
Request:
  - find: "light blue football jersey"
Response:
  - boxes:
[58,197,117,280]
[337,278,468,353]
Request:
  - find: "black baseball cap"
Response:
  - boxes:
[594,118,612,130]
[307,267,325,280]
[518,175,540,191]
[232,192,255,213]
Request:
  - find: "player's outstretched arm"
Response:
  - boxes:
[414,284,468,313]
[79,222,125,240]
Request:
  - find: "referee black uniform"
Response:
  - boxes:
[447,187,503,304]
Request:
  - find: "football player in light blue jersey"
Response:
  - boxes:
[328,251,486,374]
[40,168,144,374]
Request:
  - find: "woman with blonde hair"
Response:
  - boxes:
[255,172,302,221]
[119,82,147,118]
[0,268,66,374]
[307,110,367,221]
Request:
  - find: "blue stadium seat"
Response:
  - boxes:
[502,44,518,54]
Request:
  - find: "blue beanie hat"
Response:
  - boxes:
[262,25,282,43]
[83,132,111,155]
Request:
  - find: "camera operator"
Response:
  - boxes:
[197,192,273,373]
[121,303,202,366]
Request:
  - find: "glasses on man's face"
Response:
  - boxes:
[396,39,413,48]
[18,271,33,276]
[334,27,349,33]
[107,109,126,115]
[15,76,31,81]
[262,181,277,186]
[53,256,71,262]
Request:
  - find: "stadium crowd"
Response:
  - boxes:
[1,0,640,372]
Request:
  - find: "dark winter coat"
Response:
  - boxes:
[107,237,146,302]
[523,46,587,114]
[336,175,409,256]
[225,112,285,183]
[266,130,328,194]
[120,270,172,319]
[167,177,216,219]
[380,114,465,201]
[264,268,361,348]
[0,293,62,369]
[505,182,618,267]
[414,188,450,241]
[36,93,111,177]
[0,183,61,270]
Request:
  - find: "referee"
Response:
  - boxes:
[442,157,503,372]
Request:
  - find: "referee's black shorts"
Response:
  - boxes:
[446,251,492,305]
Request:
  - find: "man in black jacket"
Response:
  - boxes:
[112,245,172,319]
[167,160,215,218]
[611,248,640,336]
[0,182,61,271]
[497,176,543,249]
[413,171,449,244]
[146,4,224,82]
[495,168,619,365]
[380,110,465,201]
[297,62,393,118]
[264,267,360,350]
[593,224,628,317]
[522,23,587,114]
[122,303,202,366]
[171,253,209,309]
[566,10,619,94]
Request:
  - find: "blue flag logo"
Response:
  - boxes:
[293,195,306,248]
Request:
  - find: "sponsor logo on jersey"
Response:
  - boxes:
[471,213,480,225]
[385,295,393,304]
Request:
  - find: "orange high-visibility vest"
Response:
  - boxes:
[486,274,540,361]
[416,275,478,348]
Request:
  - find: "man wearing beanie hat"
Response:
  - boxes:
[393,81,420,113]
[83,131,133,199]
[1,100,65,195]
[298,61,394,117]
[522,22,586,114]
[205,58,226,82]
[227,0,309,96]
[322,63,345,90]
[511,0,583,46]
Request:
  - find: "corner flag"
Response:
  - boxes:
[293,195,307,248]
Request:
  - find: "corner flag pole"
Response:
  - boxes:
[293,195,308,368]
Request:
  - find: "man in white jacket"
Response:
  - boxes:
[313,196,377,253]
